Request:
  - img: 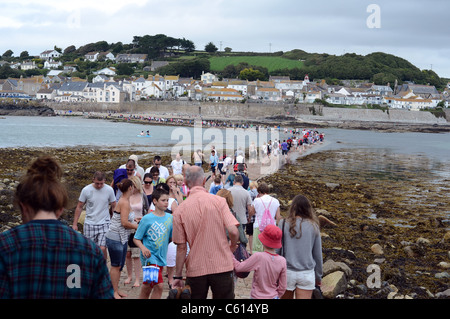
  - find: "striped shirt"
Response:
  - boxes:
[0,220,113,299]
[106,211,135,245]
[173,186,239,277]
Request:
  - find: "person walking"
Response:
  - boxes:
[172,166,239,299]
[232,225,287,299]
[124,176,149,288]
[133,188,173,299]
[252,182,281,253]
[229,174,254,239]
[73,171,116,259]
[105,179,138,299]
[0,156,113,299]
[277,195,323,299]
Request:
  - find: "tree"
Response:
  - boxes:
[19,51,30,60]
[204,42,218,54]
[180,38,195,52]
[2,50,13,58]
[239,68,265,81]
[224,47,232,53]
[116,63,134,76]
[63,45,77,55]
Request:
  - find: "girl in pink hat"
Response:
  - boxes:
[232,224,287,299]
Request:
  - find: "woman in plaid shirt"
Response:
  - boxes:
[0,156,114,299]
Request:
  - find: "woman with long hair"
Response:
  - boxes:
[105,178,138,299]
[278,195,323,299]
[124,176,149,287]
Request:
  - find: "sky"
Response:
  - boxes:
[1,0,449,78]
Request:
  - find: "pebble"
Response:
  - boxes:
[371,243,384,255]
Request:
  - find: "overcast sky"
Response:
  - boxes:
[1,0,449,78]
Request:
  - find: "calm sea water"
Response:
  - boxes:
[1,115,449,168]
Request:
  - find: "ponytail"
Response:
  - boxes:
[15,156,68,214]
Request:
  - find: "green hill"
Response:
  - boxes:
[209,56,304,73]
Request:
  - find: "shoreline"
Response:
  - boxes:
[52,109,450,134]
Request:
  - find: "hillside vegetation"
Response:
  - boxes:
[1,33,448,89]
[209,55,304,73]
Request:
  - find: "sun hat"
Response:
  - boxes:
[258,224,282,249]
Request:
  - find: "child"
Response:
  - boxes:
[133,188,173,299]
[232,224,287,299]
[209,175,223,195]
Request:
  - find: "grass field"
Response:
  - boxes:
[209,56,304,73]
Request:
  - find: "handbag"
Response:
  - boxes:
[233,243,251,278]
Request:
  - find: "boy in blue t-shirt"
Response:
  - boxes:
[133,188,173,299]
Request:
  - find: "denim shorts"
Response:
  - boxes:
[106,237,127,270]
[286,269,316,291]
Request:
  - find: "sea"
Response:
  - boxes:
[1,115,449,174]
[1,115,449,222]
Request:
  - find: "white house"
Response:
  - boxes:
[85,52,99,62]
[36,87,56,100]
[142,83,164,99]
[44,60,62,69]
[227,80,248,96]
[20,61,37,71]
[40,50,61,60]
[93,67,117,76]
[201,72,218,84]
[255,88,282,101]
[145,74,165,91]
[85,51,115,62]
[384,96,433,110]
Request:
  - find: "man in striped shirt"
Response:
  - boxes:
[172,165,239,299]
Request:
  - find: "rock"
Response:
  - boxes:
[371,243,384,255]
[435,288,450,298]
[321,271,347,299]
[323,259,352,277]
[416,237,431,245]
[318,215,337,228]
[325,183,340,191]
[434,272,449,279]
[315,209,332,217]
[404,246,417,258]
[437,262,450,269]
[355,284,368,295]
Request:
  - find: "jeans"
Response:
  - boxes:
[106,237,127,270]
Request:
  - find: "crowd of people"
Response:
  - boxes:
[0,146,324,300]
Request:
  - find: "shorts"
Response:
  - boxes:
[167,242,190,267]
[143,264,164,287]
[210,164,216,173]
[286,269,316,291]
[127,246,141,258]
[106,237,127,270]
[282,150,288,155]
[245,223,254,236]
[83,223,109,247]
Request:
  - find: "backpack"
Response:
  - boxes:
[259,198,274,232]
[113,168,128,194]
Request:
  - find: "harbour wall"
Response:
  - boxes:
[45,101,449,124]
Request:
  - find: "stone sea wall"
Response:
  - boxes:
[46,100,448,125]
